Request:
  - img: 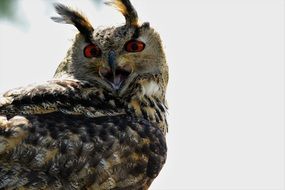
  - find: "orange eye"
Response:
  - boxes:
[124,40,145,52]
[84,44,102,58]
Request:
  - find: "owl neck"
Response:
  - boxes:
[122,77,168,134]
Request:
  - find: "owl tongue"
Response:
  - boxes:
[112,74,123,90]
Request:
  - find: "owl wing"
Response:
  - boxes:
[0,79,124,159]
[0,79,124,117]
[0,80,167,189]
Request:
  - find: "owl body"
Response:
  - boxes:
[0,1,168,189]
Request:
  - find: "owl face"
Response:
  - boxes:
[53,1,168,97]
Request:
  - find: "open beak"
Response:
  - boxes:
[99,50,132,90]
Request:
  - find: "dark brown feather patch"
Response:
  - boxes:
[106,0,138,26]
[51,3,94,40]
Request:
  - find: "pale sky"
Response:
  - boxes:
[0,0,284,189]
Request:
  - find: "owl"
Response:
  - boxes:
[0,0,168,189]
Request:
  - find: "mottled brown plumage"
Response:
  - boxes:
[0,0,168,189]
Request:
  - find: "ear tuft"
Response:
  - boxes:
[105,0,138,27]
[51,3,94,40]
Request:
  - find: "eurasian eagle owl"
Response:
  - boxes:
[0,0,168,189]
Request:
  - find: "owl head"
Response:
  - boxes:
[52,0,168,98]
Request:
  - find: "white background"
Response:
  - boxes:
[0,0,284,189]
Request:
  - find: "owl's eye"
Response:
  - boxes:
[124,40,145,52]
[84,44,102,58]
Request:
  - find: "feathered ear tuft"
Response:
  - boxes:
[105,0,138,27]
[51,3,94,40]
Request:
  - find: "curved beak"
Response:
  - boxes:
[101,50,131,90]
[108,50,117,82]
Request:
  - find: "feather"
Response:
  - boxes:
[51,3,94,40]
[105,0,138,26]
